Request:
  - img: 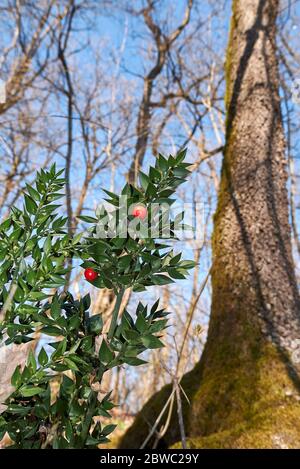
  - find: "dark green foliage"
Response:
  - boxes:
[78,149,195,293]
[0,150,195,448]
[0,164,75,344]
[1,293,169,448]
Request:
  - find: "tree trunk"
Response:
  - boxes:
[120,0,300,449]
[184,0,300,448]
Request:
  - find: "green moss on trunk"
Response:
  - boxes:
[173,403,300,448]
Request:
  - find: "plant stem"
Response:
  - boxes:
[107,288,125,339]
[80,390,97,447]
[175,378,187,449]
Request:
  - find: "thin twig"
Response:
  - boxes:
[107,289,125,339]
[175,377,187,449]
[140,266,212,449]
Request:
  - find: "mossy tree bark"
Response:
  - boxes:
[120,0,300,449]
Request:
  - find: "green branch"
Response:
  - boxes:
[107,288,125,339]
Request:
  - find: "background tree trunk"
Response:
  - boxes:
[120,0,300,449]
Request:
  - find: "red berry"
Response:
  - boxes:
[132,205,147,220]
[84,268,98,281]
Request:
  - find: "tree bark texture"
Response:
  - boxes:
[120,0,300,449]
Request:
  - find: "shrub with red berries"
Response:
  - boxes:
[84,267,98,281]
[0,150,195,448]
[132,205,147,220]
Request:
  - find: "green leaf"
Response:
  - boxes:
[41,326,63,336]
[14,285,25,303]
[69,339,81,354]
[68,354,90,369]
[118,255,132,270]
[173,166,190,178]
[32,245,42,262]
[82,293,91,310]
[151,274,174,285]
[168,154,176,167]
[168,268,186,279]
[29,291,49,301]
[27,349,37,372]
[123,357,147,366]
[102,189,119,200]
[20,386,44,397]
[0,247,7,262]
[64,358,79,371]
[137,302,147,316]
[158,189,174,197]
[47,193,65,202]
[136,313,148,333]
[18,304,38,315]
[51,338,67,358]
[141,334,164,349]
[149,319,168,333]
[169,253,182,265]
[61,375,75,394]
[179,260,197,269]
[26,184,40,201]
[42,204,61,214]
[24,194,38,215]
[99,339,114,364]
[118,274,133,286]
[5,404,31,415]
[77,215,98,224]
[65,420,73,442]
[66,315,81,331]
[121,311,134,329]
[9,226,23,241]
[123,345,138,357]
[47,275,65,287]
[87,241,108,258]
[50,296,61,319]
[150,299,160,314]
[121,183,131,196]
[103,276,114,289]
[81,336,93,353]
[88,314,103,334]
[146,182,157,197]
[0,218,11,232]
[38,347,48,366]
[175,148,187,163]
[157,154,168,172]
[122,329,140,342]
[149,166,161,182]
[43,235,52,255]
[11,365,22,387]
[85,436,103,446]
[139,171,150,191]
[132,283,147,292]
[102,424,117,436]
[52,216,67,230]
